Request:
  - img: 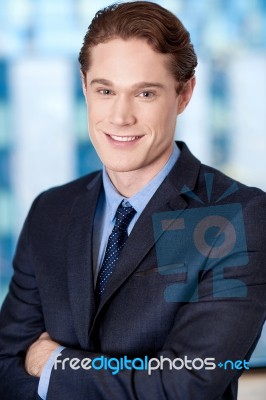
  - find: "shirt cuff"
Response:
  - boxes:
[38,345,66,400]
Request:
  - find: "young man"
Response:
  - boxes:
[0,2,266,399]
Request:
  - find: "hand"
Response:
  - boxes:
[25,332,60,378]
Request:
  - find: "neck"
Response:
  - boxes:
[106,170,151,198]
[106,150,173,197]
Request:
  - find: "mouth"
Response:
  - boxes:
[105,133,143,143]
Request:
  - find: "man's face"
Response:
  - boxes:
[82,38,195,176]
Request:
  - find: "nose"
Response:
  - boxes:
[109,95,137,126]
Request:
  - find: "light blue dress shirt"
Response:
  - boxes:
[38,144,180,399]
[92,144,180,285]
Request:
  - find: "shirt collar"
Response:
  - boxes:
[102,143,180,222]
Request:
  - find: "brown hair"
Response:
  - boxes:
[78,1,197,91]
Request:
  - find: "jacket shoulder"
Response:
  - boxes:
[197,163,266,205]
[33,170,102,207]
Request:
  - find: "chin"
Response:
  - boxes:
[105,161,141,173]
[106,165,135,173]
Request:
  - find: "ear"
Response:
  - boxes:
[177,76,196,115]
[80,71,88,104]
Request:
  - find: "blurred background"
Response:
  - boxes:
[0,0,266,382]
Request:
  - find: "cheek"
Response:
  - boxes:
[88,106,102,130]
[151,112,176,133]
[148,100,177,126]
[163,103,178,129]
[137,106,163,129]
[88,97,107,119]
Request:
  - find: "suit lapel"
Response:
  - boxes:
[65,142,201,342]
[66,172,102,349]
[93,142,201,319]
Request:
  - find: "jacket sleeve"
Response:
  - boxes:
[0,196,45,400]
[46,193,266,400]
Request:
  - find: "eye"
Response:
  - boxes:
[97,89,113,95]
[139,91,155,99]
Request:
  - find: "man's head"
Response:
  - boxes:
[79,1,197,93]
[79,2,197,186]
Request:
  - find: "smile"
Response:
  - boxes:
[106,133,142,142]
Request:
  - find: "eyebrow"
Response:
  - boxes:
[89,78,165,90]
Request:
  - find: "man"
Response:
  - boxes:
[0,2,266,399]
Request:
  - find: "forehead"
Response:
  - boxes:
[87,38,176,86]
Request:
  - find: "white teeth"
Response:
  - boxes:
[110,135,139,142]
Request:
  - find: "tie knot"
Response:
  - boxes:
[114,202,136,231]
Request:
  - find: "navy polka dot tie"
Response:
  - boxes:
[96,201,136,301]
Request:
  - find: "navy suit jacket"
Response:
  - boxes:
[0,141,266,399]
